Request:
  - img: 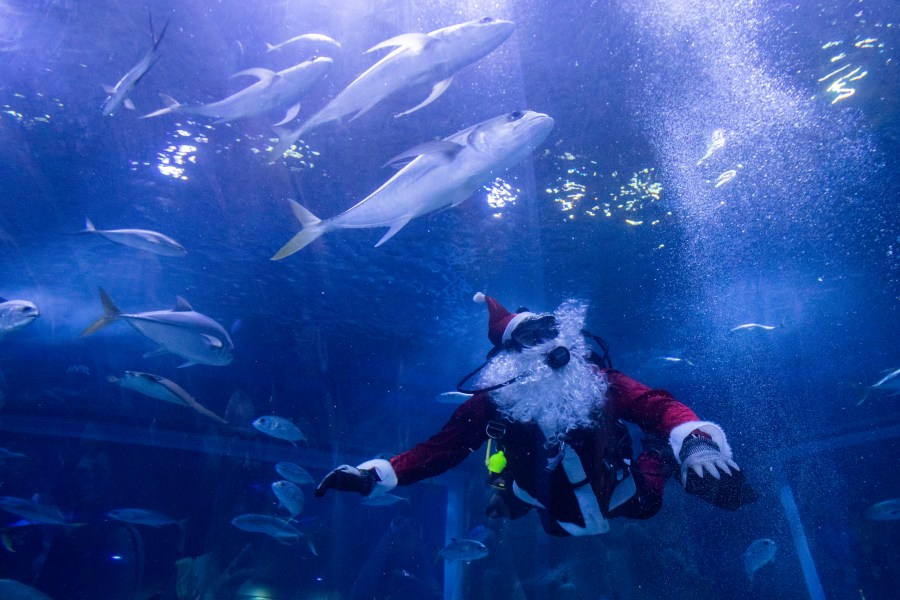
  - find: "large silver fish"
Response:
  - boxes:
[82,288,234,367]
[107,371,227,423]
[78,218,187,256]
[0,298,39,337]
[102,15,169,116]
[273,17,514,154]
[143,57,333,126]
[272,110,553,258]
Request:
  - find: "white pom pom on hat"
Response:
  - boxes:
[472,292,534,346]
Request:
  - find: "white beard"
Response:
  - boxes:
[477,300,608,444]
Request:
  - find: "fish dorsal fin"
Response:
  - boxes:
[366,32,433,54]
[383,140,464,168]
[374,218,412,247]
[231,68,279,85]
[103,84,117,94]
[0,296,7,303]
[173,296,194,311]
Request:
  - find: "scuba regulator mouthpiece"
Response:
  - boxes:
[546,345,570,369]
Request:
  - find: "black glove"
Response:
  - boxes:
[679,434,757,510]
[314,465,377,498]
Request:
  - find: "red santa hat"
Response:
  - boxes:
[473,292,537,347]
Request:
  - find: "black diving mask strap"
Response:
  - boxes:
[456,360,536,394]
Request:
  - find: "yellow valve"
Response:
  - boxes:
[487,450,507,474]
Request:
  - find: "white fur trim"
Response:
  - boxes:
[356,458,398,497]
[668,421,732,464]
[473,292,486,303]
[501,312,537,343]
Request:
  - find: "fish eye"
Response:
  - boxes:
[479,17,495,24]
[508,111,524,122]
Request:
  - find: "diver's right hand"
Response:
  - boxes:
[314,465,377,497]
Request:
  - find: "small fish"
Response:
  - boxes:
[641,356,695,369]
[0,579,55,600]
[77,218,187,256]
[253,416,306,445]
[0,496,67,525]
[743,538,776,582]
[729,323,778,334]
[102,15,169,116]
[361,494,409,507]
[436,391,472,404]
[0,298,40,338]
[107,508,181,527]
[230,513,302,545]
[438,538,489,563]
[865,498,900,521]
[271,480,305,518]
[82,288,234,367]
[275,462,315,485]
[107,371,228,424]
[266,33,341,53]
[0,447,26,459]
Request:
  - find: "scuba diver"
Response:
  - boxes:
[316,294,756,536]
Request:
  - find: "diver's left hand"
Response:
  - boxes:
[679,434,740,486]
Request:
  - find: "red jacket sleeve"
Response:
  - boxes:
[604,369,700,437]
[389,393,492,486]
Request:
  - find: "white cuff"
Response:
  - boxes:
[357,458,398,497]
[668,420,732,464]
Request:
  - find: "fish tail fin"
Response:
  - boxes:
[269,125,302,160]
[856,388,871,406]
[150,14,170,51]
[265,42,277,52]
[81,287,122,336]
[141,93,181,119]
[271,200,326,260]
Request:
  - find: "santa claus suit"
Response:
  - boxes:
[340,295,740,536]
[357,367,730,537]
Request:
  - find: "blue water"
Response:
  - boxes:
[0,0,898,598]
